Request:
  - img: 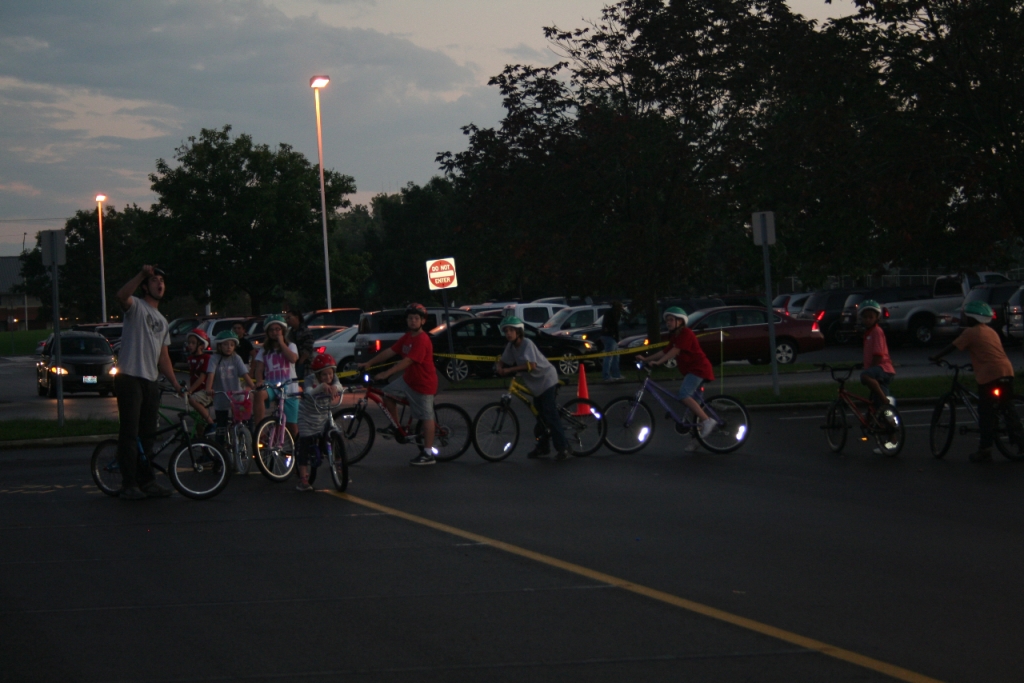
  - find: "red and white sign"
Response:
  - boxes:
[426,257,458,290]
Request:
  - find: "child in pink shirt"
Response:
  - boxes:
[859,300,895,407]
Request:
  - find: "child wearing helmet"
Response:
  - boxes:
[858,300,896,408]
[185,329,214,428]
[252,314,300,434]
[931,300,1017,462]
[357,303,438,466]
[637,307,718,441]
[495,316,573,460]
[294,352,344,491]
[205,331,257,450]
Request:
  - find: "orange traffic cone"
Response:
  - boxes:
[575,364,590,416]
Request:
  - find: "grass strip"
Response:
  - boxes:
[0,329,51,356]
[729,374,1024,406]
[0,419,119,441]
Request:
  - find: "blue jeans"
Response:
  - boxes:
[601,336,621,379]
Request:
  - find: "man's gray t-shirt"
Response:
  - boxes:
[501,338,558,396]
[117,297,169,381]
[207,353,249,411]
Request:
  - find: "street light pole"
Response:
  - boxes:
[310,75,332,309]
[95,195,107,322]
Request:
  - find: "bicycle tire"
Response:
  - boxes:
[90,439,122,496]
[426,403,472,462]
[233,423,253,474]
[559,398,606,456]
[824,399,848,453]
[253,417,296,482]
[929,394,956,459]
[168,441,231,500]
[696,395,750,453]
[472,402,519,462]
[873,405,905,457]
[602,398,655,454]
[336,406,375,464]
[994,397,1024,461]
[328,432,349,491]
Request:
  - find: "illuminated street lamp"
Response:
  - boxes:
[310,75,332,308]
[96,194,108,322]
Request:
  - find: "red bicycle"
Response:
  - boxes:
[819,364,906,456]
[337,376,472,463]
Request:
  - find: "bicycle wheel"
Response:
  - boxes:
[929,394,956,459]
[824,399,848,453]
[602,398,655,454]
[873,405,905,457]
[90,439,122,496]
[328,432,349,491]
[472,403,519,461]
[696,395,750,453]
[994,397,1024,461]
[168,441,231,500]
[559,398,606,456]
[427,403,472,462]
[253,417,296,482]
[336,406,374,464]
[233,424,253,474]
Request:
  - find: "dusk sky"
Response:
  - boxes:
[0,0,854,255]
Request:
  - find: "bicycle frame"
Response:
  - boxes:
[356,381,416,438]
[631,373,722,430]
[264,379,299,448]
[502,376,543,417]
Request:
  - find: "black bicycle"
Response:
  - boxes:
[91,389,232,500]
[304,393,349,491]
[929,359,1024,460]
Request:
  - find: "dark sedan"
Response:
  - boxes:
[430,318,599,381]
[36,332,118,397]
[618,306,824,365]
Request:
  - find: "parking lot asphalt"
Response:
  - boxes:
[2,395,1022,682]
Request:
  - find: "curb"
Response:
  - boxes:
[0,434,116,450]
[744,397,940,412]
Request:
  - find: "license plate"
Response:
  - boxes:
[84,376,97,384]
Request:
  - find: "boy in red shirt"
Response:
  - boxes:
[637,307,717,441]
[359,303,439,466]
[858,300,896,407]
[184,329,214,429]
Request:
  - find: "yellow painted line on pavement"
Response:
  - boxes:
[326,491,944,683]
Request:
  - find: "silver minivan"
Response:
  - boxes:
[540,304,613,337]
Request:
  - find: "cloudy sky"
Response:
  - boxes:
[0,0,854,255]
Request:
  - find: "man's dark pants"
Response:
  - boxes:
[534,385,568,452]
[115,373,161,488]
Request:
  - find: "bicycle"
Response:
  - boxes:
[471,376,606,461]
[298,392,350,491]
[253,379,299,481]
[929,359,1024,460]
[819,363,905,456]
[337,375,471,464]
[602,362,750,454]
[212,389,254,474]
[90,389,231,500]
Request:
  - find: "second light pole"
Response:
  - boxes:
[310,75,332,309]
[96,194,108,322]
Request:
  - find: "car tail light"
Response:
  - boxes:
[811,322,820,333]
[883,307,890,319]
[373,340,381,352]
[315,346,325,354]
[815,310,826,321]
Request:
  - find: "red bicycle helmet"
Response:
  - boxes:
[310,352,336,372]
[186,328,210,349]
[405,303,428,318]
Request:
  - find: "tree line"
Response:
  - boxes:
[20,0,1024,329]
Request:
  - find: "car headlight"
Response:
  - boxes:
[50,366,69,375]
[109,367,119,375]
[583,341,595,349]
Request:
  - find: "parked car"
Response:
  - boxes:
[835,286,931,343]
[1004,286,1024,341]
[957,282,1021,340]
[797,288,869,343]
[501,302,567,326]
[540,304,613,336]
[168,316,214,363]
[313,327,359,370]
[353,307,473,366]
[772,293,811,316]
[618,306,824,365]
[304,308,362,336]
[429,317,598,381]
[879,272,1004,345]
[36,331,117,397]
[459,302,519,315]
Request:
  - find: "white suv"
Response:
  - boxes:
[540,304,613,337]
[501,303,567,326]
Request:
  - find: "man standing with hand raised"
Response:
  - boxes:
[113,265,183,500]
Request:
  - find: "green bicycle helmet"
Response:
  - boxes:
[858,299,882,316]
[499,315,524,331]
[214,330,238,345]
[964,300,994,323]
[264,313,288,334]
[662,306,688,325]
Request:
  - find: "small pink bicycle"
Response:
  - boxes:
[253,378,299,481]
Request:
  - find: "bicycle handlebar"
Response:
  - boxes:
[816,363,863,382]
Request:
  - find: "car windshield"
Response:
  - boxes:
[170,319,196,335]
[541,308,575,328]
[60,338,112,356]
[803,292,830,311]
[771,295,789,307]
[843,294,865,309]
[963,288,989,303]
[686,310,709,326]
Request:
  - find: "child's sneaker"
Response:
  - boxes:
[699,418,716,439]
[295,481,314,492]
[410,451,436,466]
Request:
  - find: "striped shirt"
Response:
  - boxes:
[297,374,343,437]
